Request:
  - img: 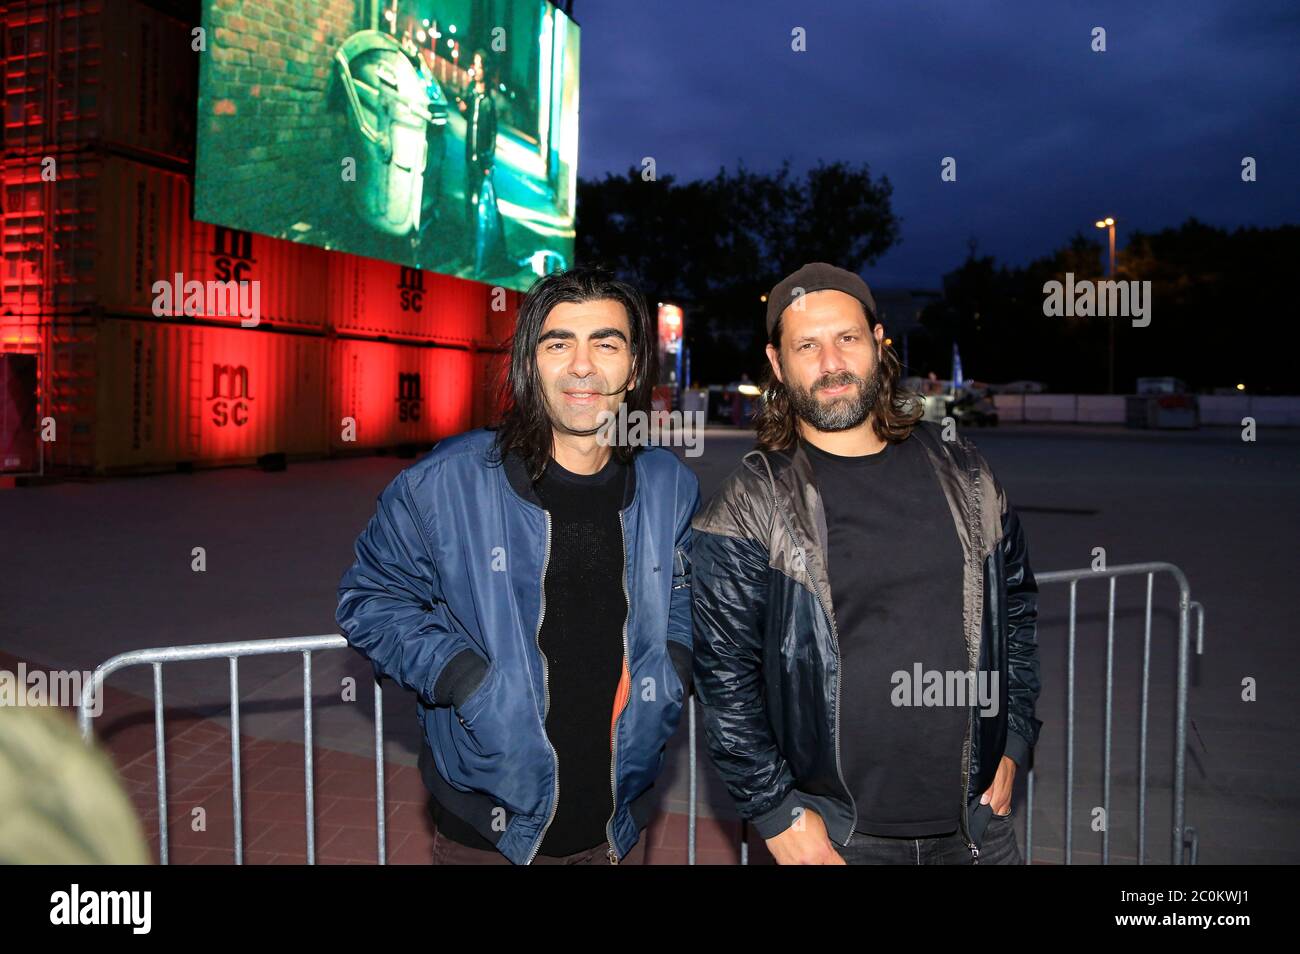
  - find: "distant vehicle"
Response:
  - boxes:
[949,385,999,427]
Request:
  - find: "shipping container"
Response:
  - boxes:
[0,309,48,350]
[94,317,327,472]
[186,218,331,334]
[485,288,522,347]
[0,351,38,472]
[2,0,196,161]
[1,153,330,330]
[0,309,101,471]
[472,348,508,430]
[327,252,495,344]
[0,151,111,309]
[4,320,511,474]
[329,337,478,451]
[48,333,95,470]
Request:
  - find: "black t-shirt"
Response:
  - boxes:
[530,453,629,855]
[432,453,629,857]
[803,433,968,837]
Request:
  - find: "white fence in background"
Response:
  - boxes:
[992,394,1300,426]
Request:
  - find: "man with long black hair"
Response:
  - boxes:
[337,266,699,864]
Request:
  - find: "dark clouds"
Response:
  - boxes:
[575,0,1299,286]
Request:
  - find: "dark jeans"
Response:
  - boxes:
[834,810,1023,865]
[430,826,649,866]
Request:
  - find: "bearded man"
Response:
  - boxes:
[691,262,1042,865]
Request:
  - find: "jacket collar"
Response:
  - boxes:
[503,444,638,511]
[743,439,836,622]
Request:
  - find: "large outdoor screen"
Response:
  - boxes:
[195,1,579,291]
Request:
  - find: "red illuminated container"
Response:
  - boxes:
[186,218,331,333]
[473,348,508,428]
[485,288,523,347]
[4,314,512,472]
[94,318,327,472]
[0,311,50,350]
[329,337,478,451]
[0,310,99,471]
[327,253,495,344]
[2,0,196,161]
[0,150,520,473]
[2,151,107,314]
[1,153,329,330]
[0,351,38,471]
[47,332,96,470]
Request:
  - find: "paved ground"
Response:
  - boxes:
[2,423,1297,863]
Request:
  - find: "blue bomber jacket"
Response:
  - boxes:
[336,429,700,863]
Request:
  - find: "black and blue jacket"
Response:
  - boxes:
[691,421,1042,854]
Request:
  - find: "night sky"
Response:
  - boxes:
[575,0,1299,288]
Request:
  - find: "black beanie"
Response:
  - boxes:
[765,262,878,339]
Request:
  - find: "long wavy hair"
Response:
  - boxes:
[754,307,922,452]
[491,266,658,480]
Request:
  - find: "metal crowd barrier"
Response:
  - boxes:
[1027,562,1203,866]
[77,634,377,865]
[78,561,1201,865]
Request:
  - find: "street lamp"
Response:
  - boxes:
[1095,216,1117,394]
[1095,217,1116,276]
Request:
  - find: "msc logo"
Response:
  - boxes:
[398,267,424,313]
[397,372,422,423]
[210,227,256,284]
[210,363,253,427]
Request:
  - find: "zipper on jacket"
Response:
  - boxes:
[803,553,857,846]
[604,509,632,864]
[961,463,984,863]
[753,456,858,845]
[964,704,979,864]
[525,510,560,865]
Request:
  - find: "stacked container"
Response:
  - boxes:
[0,0,517,474]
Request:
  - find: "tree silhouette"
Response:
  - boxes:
[577,160,900,384]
